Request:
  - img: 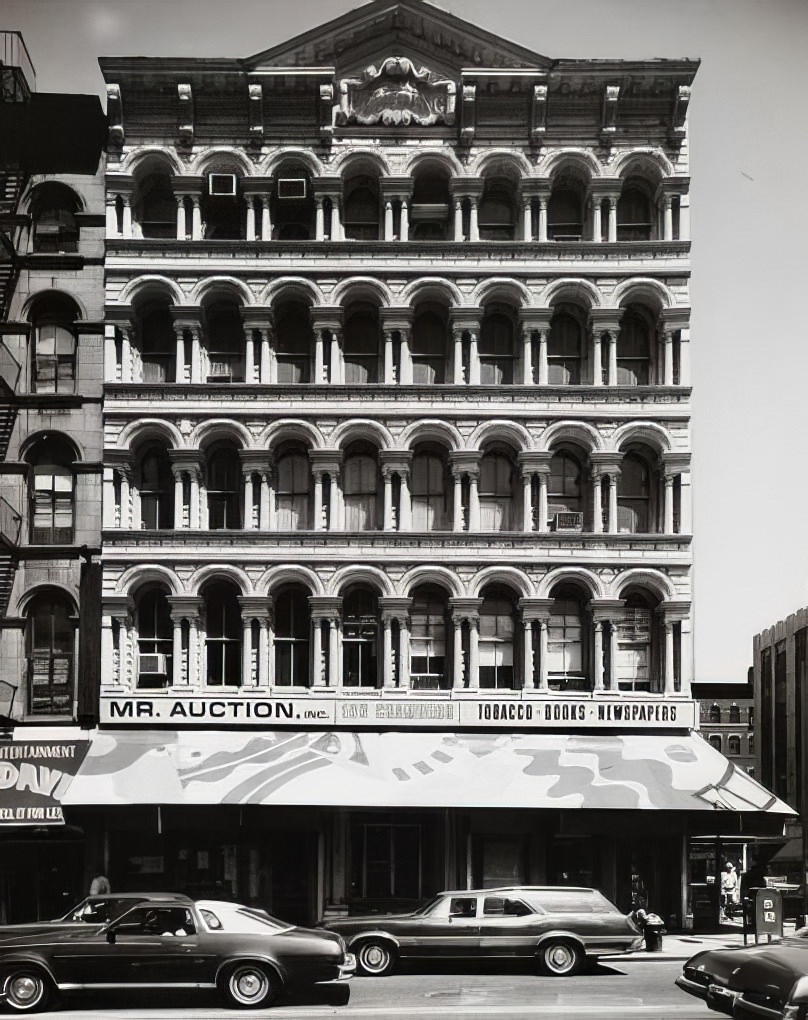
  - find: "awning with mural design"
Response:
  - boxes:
[61,730,793,815]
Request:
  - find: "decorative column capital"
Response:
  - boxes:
[449,597,483,623]
[660,306,691,332]
[309,449,343,476]
[167,595,204,622]
[662,451,691,478]
[379,450,413,477]
[238,595,272,621]
[169,449,204,474]
[449,451,481,478]
[518,598,554,622]
[656,600,691,623]
[239,449,272,475]
[589,452,623,479]
[588,308,624,336]
[103,595,135,620]
[449,307,483,333]
[308,595,342,621]
[517,451,552,475]
[379,596,413,623]
[588,598,626,623]
[310,306,344,333]
[379,306,414,332]
[519,308,552,334]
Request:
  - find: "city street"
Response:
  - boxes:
[27,959,713,1019]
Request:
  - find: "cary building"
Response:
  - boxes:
[2,2,791,930]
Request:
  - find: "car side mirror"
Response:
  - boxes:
[105,930,116,945]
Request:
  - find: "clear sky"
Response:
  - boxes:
[6,0,807,685]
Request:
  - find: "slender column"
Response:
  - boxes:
[523,621,534,688]
[399,619,410,687]
[103,468,116,528]
[537,197,548,242]
[680,470,692,533]
[592,333,602,386]
[329,618,340,687]
[468,619,479,688]
[245,332,255,383]
[331,330,344,384]
[241,619,253,688]
[453,331,464,384]
[537,474,548,533]
[607,198,617,242]
[328,472,339,531]
[258,618,269,686]
[383,620,394,687]
[663,196,673,241]
[191,197,202,240]
[592,474,603,534]
[314,330,325,384]
[663,329,674,386]
[311,620,324,687]
[453,618,464,688]
[119,473,131,529]
[537,329,548,385]
[468,331,480,385]
[120,328,132,383]
[384,201,394,240]
[173,471,185,529]
[260,472,270,530]
[400,199,409,241]
[399,471,411,531]
[243,473,254,530]
[522,473,533,532]
[608,332,617,386]
[522,330,533,384]
[266,617,274,685]
[604,623,615,690]
[189,469,201,530]
[383,472,394,531]
[469,198,479,241]
[384,331,394,383]
[522,198,532,240]
[468,474,480,532]
[608,475,618,534]
[454,199,463,240]
[453,472,464,532]
[313,473,324,531]
[679,193,690,241]
[188,617,200,688]
[592,199,602,242]
[246,198,256,241]
[121,195,132,238]
[323,199,333,240]
[399,330,413,385]
[664,622,676,694]
[261,197,271,241]
[260,329,271,383]
[101,615,115,686]
[172,619,183,685]
[175,196,185,240]
[174,329,185,383]
[315,198,325,241]
[199,475,209,530]
[538,619,548,689]
[118,617,132,689]
[104,327,117,382]
[594,621,605,690]
[664,475,675,534]
[106,194,118,236]
[189,328,202,383]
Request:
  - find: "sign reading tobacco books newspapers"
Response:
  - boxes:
[0,741,90,825]
[100,695,696,730]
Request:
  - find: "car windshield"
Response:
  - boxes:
[414,896,444,916]
[57,898,141,924]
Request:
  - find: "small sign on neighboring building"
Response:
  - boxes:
[0,741,90,825]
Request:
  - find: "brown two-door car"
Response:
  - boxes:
[0,896,354,1012]
[320,885,643,977]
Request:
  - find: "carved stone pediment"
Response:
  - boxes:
[337,56,456,127]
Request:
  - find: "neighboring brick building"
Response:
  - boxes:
[692,680,755,778]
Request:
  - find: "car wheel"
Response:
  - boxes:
[356,939,397,977]
[539,939,583,977]
[219,962,281,1009]
[2,968,51,1013]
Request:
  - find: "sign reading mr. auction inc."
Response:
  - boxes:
[99,695,696,731]
[0,741,90,825]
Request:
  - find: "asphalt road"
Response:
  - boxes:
[25,959,715,1019]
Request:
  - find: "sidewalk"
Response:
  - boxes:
[611,922,800,962]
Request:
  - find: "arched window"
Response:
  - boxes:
[343,174,380,240]
[25,590,75,714]
[708,734,722,752]
[410,169,451,240]
[206,443,241,529]
[342,586,379,687]
[344,304,379,384]
[275,301,311,383]
[547,585,588,691]
[138,299,176,383]
[548,307,584,384]
[728,735,742,756]
[203,581,241,686]
[30,294,78,394]
[135,586,173,688]
[272,164,313,239]
[480,308,515,384]
[410,585,449,689]
[135,172,176,239]
[479,586,517,689]
[137,444,174,529]
[547,177,584,240]
[615,592,655,692]
[617,179,653,241]
[411,446,449,531]
[617,307,652,385]
[343,443,380,530]
[30,182,80,252]
[617,451,652,533]
[27,436,75,544]
[412,309,447,384]
[274,585,311,686]
[478,177,516,240]
[275,444,311,530]
[548,448,583,531]
[202,170,245,240]
[204,300,245,383]
[479,446,516,531]
[729,704,741,724]
[708,704,721,724]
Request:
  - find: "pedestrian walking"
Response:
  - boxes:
[720,862,738,919]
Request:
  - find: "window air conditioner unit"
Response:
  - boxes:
[277,178,307,200]
[139,653,168,675]
[208,173,237,197]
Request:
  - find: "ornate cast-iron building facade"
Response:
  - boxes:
[5,1,789,930]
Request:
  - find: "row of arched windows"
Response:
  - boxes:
[708,734,752,756]
[105,579,677,694]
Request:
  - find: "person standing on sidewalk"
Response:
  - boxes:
[720,862,738,920]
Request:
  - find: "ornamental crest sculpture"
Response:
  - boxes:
[337,57,456,126]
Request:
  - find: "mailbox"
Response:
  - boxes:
[755,887,783,938]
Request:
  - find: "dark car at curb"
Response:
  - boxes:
[320,885,642,977]
[0,896,354,1012]
[676,927,808,1019]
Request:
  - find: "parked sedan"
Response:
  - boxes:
[0,896,354,1012]
[676,928,808,1019]
[321,886,642,977]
